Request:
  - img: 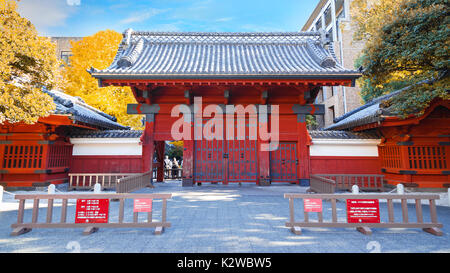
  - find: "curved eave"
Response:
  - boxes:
[90,72,361,80]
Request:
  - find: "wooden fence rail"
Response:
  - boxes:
[285,193,443,236]
[69,173,140,190]
[309,175,336,193]
[116,171,154,193]
[164,168,183,179]
[310,174,385,193]
[11,193,172,236]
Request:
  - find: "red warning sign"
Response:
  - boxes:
[304,199,323,212]
[346,199,380,223]
[75,199,109,224]
[133,199,153,212]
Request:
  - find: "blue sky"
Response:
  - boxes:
[17,0,320,37]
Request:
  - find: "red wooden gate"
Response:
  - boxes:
[194,139,226,183]
[270,142,298,183]
[194,139,258,184]
[227,139,258,183]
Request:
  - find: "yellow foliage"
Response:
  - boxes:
[0,0,58,124]
[61,30,143,129]
[170,141,184,148]
[351,0,407,42]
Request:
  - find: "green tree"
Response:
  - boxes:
[352,0,449,116]
[0,0,59,124]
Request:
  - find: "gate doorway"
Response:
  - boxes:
[193,139,258,184]
[270,142,298,183]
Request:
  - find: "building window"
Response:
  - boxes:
[331,86,336,97]
[315,19,322,31]
[329,106,335,121]
[324,6,332,27]
[60,51,73,65]
[336,0,345,19]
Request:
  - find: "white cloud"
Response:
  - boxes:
[215,17,233,22]
[67,0,81,6]
[17,0,77,32]
[120,8,167,24]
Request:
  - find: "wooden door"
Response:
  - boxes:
[270,142,298,183]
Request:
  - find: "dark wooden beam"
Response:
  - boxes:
[224,89,230,105]
[292,104,325,115]
[260,90,268,105]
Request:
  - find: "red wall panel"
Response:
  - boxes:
[70,156,143,174]
[310,156,381,175]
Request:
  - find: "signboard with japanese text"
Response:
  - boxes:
[346,199,380,223]
[133,199,153,212]
[75,199,109,224]
[303,199,323,212]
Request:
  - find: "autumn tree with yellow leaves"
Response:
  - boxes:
[0,0,59,124]
[61,30,143,129]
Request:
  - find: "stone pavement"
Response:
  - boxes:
[0,180,449,253]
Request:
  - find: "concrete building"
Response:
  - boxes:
[50,37,83,65]
[302,0,365,128]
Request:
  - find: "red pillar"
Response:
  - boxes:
[258,110,271,186]
[141,115,155,174]
[258,139,271,185]
[297,114,311,185]
[182,140,194,186]
[182,115,194,186]
[155,141,165,182]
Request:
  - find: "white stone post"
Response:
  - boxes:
[396,184,405,195]
[0,186,3,204]
[94,183,101,193]
[448,188,450,207]
[48,184,55,194]
[352,185,359,194]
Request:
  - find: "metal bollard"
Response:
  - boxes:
[94,183,102,193]
[352,185,359,194]
[48,184,55,194]
[397,184,404,195]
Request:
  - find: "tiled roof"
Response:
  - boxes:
[44,89,128,130]
[325,78,443,131]
[89,29,360,80]
[309,130,380,139]
[325,86,412,131]
[70,130,142,138]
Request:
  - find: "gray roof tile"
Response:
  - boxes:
[70,130,142,138]
[44,89,128,130]
[90,30,360,79]
[309,130,380,139]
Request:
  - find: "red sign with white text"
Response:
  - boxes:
[75,199,109,224]
[304,199,323,212]
[346,199,380,223]
[133,199,153,212]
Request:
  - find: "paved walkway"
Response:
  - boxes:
[0,181,449,253]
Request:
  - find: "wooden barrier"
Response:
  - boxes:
[69,173,140,190]
[10,193,172,236]
[309,175,336,193]
[285,193,443,236]
[164,168,183,179]
[310,174,385,193]
[116,171,154,193]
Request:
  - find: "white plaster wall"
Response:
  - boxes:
[70,138,142,156]
[309,139,380,157]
